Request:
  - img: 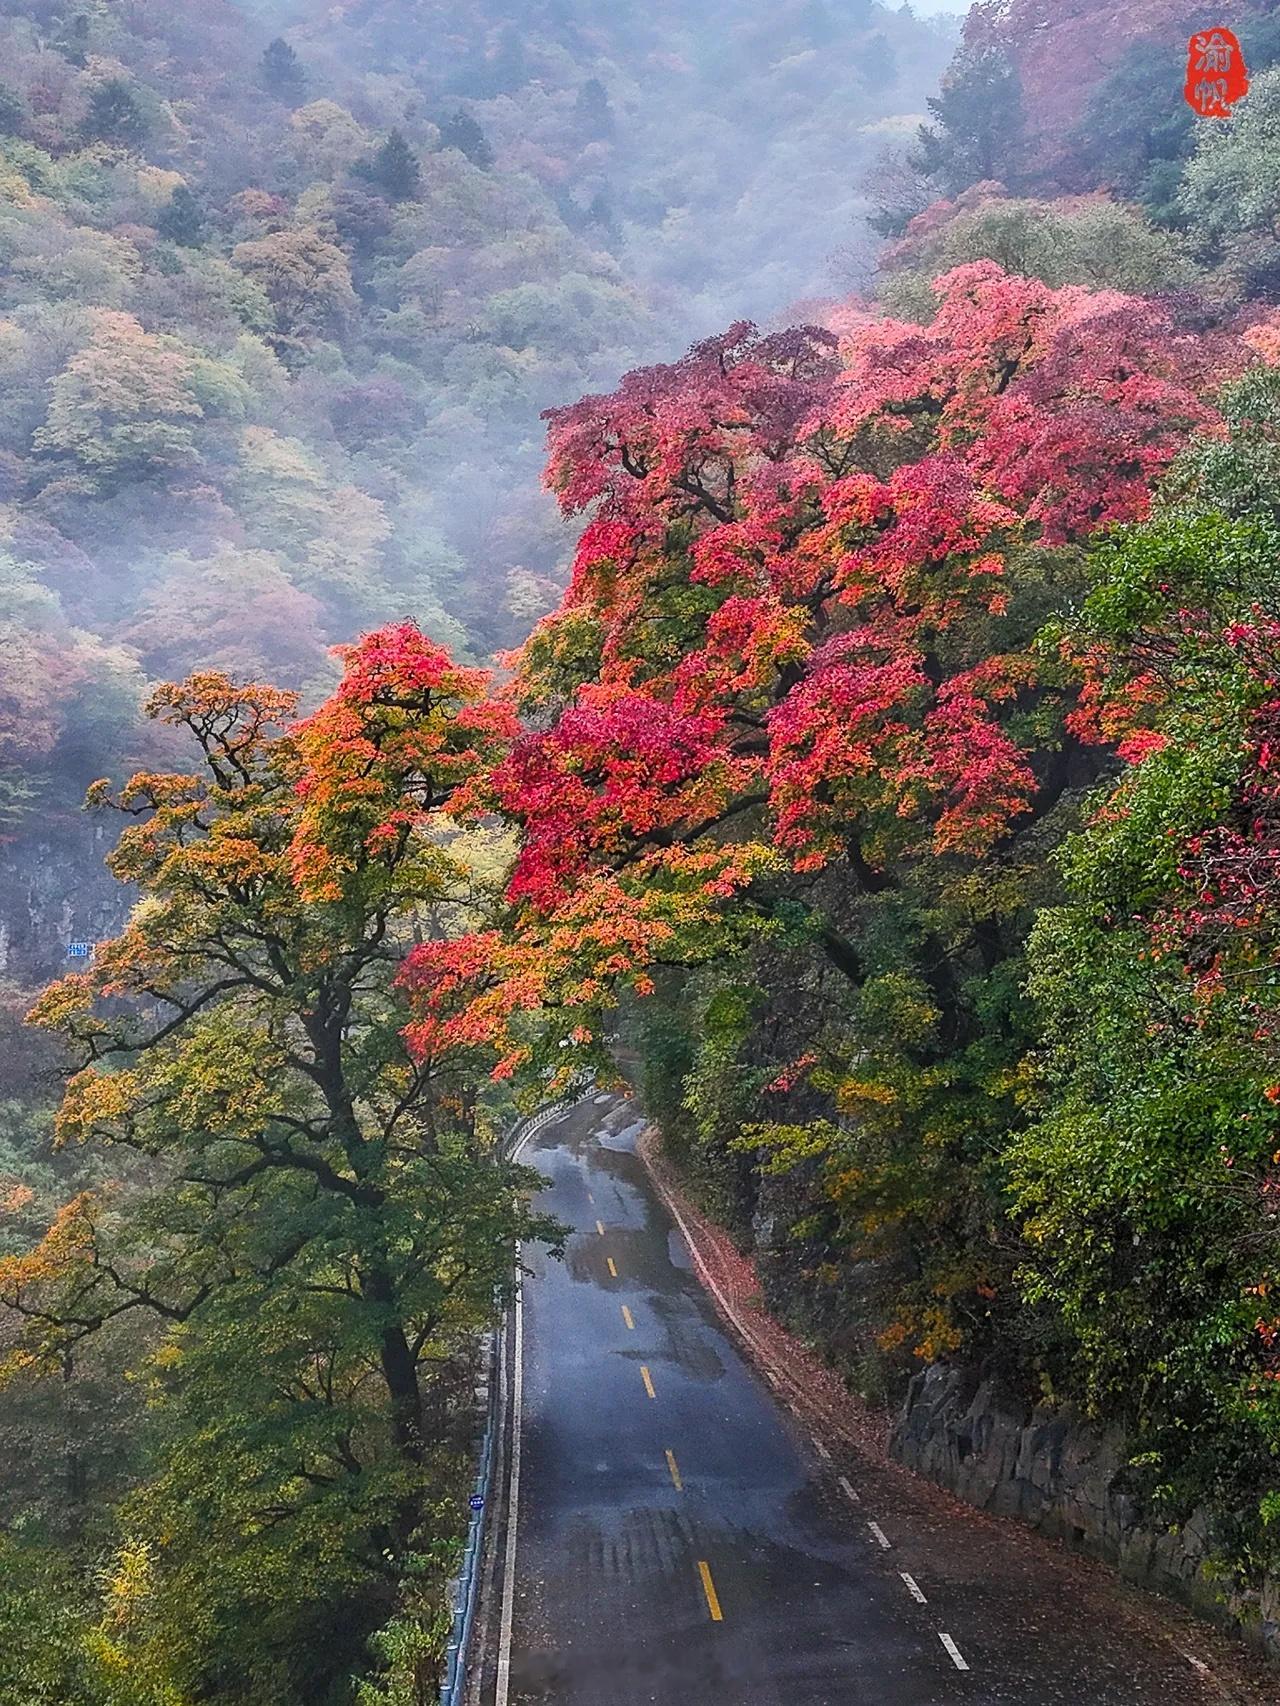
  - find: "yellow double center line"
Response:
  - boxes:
[598,1213,724,1623]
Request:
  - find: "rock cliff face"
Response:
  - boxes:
[892,1362,1280,1663]
[0,820,128,989]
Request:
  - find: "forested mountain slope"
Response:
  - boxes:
[0,0,640,853]
[889,0,1280,228]
[966,0,1269,175]
[258,0,954,321]
[0,0,953,979]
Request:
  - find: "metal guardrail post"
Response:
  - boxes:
[438,1325,499,1706]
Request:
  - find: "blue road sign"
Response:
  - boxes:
[468,1494,484,1512]
[67,942,94,959]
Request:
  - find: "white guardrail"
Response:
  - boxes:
[437,1093,583,1706]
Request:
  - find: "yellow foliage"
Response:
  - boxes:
[0,152,37,207]
[26,971,96,1032]
[56,1066,142,1145]
[289,99,369,164]
[912,1306,964,1361]
[835,1077,899,1112]
[103,1539,156,1630]
[85,1541,192,1706]
[136,165,186,206]
[876,1318,910,1354]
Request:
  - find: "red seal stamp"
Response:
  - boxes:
[1184,27,1249,117]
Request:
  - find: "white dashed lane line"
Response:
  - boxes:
[939,1633,970,1672]
[650,1147,977,1679]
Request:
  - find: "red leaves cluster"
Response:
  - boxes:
[389,266,1248,1071]
[543,320,839,518]
[492,694,746,910]
[840,267,1222,538]
[525,264,1230,886]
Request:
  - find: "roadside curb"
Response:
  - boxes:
[637,1124,890,1466]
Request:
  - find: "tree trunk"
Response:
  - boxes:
[377,1309,424,1467]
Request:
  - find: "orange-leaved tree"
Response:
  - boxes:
[0,625,553,1698]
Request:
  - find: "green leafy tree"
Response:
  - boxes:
[0,1533,101,1705]
[363,128,421,203]
[288,99,370,179]
[82,79,148,151]
[1,633,553,1699]
[878,191,1200,321]
[911,40,1024,197]
[1014,365,1280,1571]
[1181,65,1280,299]
[573,78,614,141]
[51,9,91,68]
[584,189,621,248]
[33,310,203,489]
[437,109,493,171]
[231,227,358,345]
[260,37,306,101]
[1069,37,1193,217]
[0,82,26,137]
[480,25,528,97]
[156,184,205,247]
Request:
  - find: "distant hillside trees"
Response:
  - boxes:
[913,38,1024,197]
[362,127,421,201]
[156,184,205,247]
[231,226,359,346]
[0,83,26,137]
[260,36,306,100]
[438,108,494,170]
[574,77,615,140]
[82,78,148,150]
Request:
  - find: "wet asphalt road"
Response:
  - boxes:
[484,1095,1243,1706]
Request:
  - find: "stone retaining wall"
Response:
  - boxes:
[891,1362,1280,1664]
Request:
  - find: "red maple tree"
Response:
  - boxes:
[401,265,1245,1079]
